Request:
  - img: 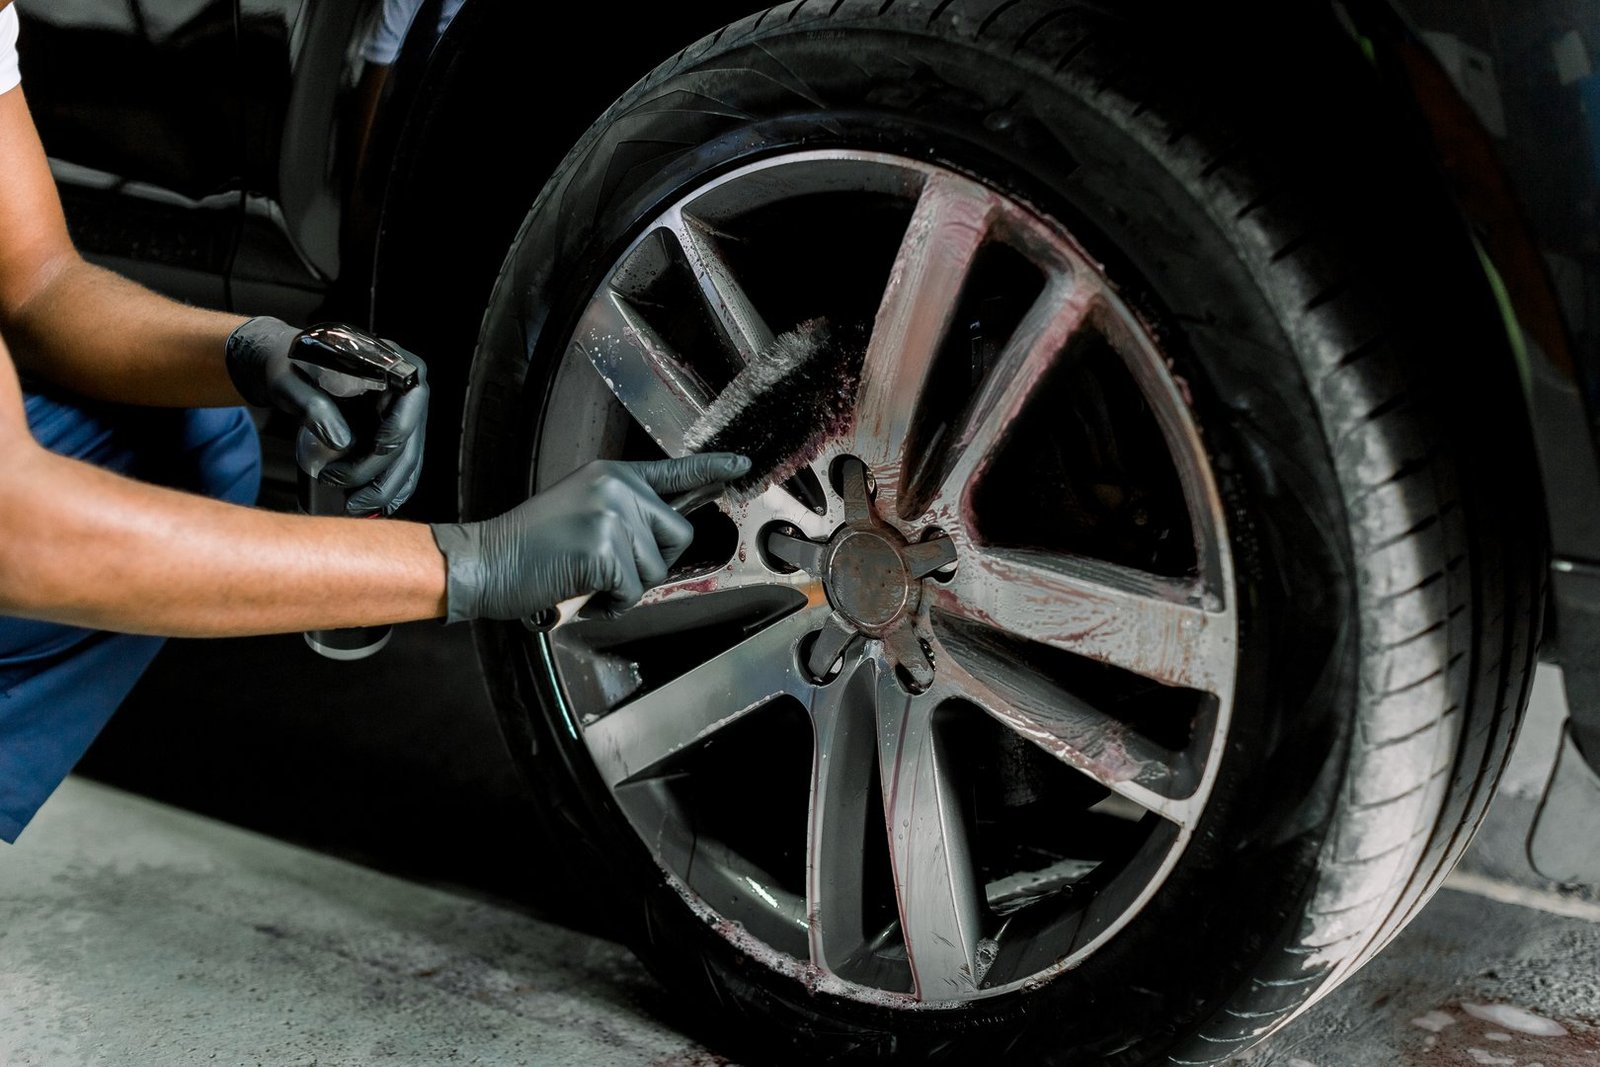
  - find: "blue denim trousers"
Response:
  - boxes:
[0,386,261,841]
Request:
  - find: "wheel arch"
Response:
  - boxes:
[340,0,764,516]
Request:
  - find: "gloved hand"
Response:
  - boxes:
[430,453,750,623]
[225,316,430,516]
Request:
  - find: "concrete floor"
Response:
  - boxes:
[1,668,1597,1066]
[0,778,711,1066]
[1231,666,1600,1067]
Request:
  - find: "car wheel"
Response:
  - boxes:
[458,2,1542,1062]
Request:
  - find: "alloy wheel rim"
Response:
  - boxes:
[530,150,1238,1006]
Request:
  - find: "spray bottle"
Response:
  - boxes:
[290,323,421,661]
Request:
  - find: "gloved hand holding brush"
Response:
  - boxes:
[430,453,750,623]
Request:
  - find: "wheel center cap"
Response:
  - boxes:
[824,528,911,633]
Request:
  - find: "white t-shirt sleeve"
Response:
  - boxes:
[0,7,20,96]
[358,0,409,66]
[359,0,467,66]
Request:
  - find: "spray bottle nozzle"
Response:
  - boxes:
[291,323,419,396]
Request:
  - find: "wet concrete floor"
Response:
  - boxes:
[0,777,710,1066]
[0,666,1596,1065]
[1231,665,1600,1067]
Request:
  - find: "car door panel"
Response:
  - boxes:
[15,0,241,307]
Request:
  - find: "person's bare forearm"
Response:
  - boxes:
[0,255,247,407]
[0,442,448,636]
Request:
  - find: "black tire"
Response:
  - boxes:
[458,3,1543,1063]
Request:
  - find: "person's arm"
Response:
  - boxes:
[0,61,745,636]
[0,335,449,635]
[0,79,429,514]
[0,87,245,407]
[0,324,747,636]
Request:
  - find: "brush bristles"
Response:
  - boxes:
[685,317,863,498]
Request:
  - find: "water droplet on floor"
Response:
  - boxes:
[1412,1010,1458,1033]
[1461,1002,1569,1038]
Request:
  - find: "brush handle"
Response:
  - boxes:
[522,480,726,633]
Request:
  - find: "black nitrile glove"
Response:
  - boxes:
[317,342,429,517]
[225,316,430,516]
[430,453,750,624]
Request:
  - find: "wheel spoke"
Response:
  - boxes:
[665,210,775,365]
[1096,297,1231,588]
[573,289,708,456]
[561,559,820,646]
[727,482,836,536]
[663,210,841,519]
[930,545,1233,695]
[805,655,878,975]
[876,664,986,998]
[852,174,997,514]
[806,612,859,680]
[641,561,809,604]
[584,603,828,787]
[934,631,1200,824]
[930,281,1098,512]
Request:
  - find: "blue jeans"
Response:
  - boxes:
[0,387,261,842]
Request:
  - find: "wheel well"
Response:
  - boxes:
[359,0,764,519]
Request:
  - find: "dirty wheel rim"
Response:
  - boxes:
[530,151,1238,1006]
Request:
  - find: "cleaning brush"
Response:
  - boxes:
[527,316,861,631]
[683,316,864,499]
